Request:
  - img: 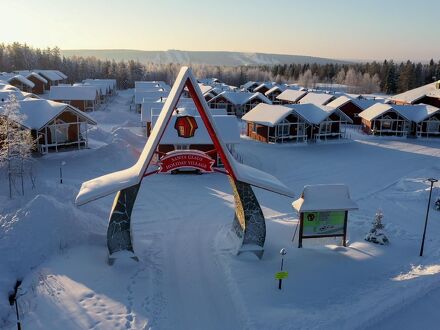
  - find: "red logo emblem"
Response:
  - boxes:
[174,116,198,138]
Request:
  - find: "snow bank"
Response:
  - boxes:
[0,194,104,323]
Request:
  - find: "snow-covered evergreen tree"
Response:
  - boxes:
[365,209,389,245]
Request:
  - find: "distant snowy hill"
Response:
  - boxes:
[60,49,351,66]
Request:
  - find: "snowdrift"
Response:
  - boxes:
[0,194,105,323]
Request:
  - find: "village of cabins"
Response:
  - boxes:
[0,69,440,163]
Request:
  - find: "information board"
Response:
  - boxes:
[302,211,345,237]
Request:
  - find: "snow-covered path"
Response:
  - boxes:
[132,174,246,330]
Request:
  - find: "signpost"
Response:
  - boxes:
[277,248,287,290]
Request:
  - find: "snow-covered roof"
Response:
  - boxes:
[0,90,27,101]
[253,82,275,92]
[242,103,293,127]
[135,91,169,104]
[265,85,287,96]
[394,104,440,123]
[327,95,385,110]
[35,70,66,82]
[298,92,335,105]
[276,89,308,103]
[76,82,109,95]
[288,104,353,125]
[390,81,440,104]
[361,103,440,123]
[358,103,396,121]
[242,81,259,90]
[135,81,170,91]
[54,70,68,79]
[0,81,20,90]
[208,91,272,106]
[292,184,358,212]
[27,72,48,84]
[152,112,240,145]
[0,99,96,129]
[0,73,15,81]
[198,83,214,95]
[83,79,116,90]
[198,78,220,85]
[49,86,98,101]
[21,92,40,99]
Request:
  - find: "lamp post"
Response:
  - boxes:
[419,178,438,257]
[60,161,66,184]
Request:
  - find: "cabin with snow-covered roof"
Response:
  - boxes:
[207,91,272,116]
[26,72,48,94]
[242,103,309,143]
[2,74,35,93]
[359,103,440,137]
[35,70,67,90]
[242,103,352,143]
[0,98,96,154]
[389,81,440,108]
[49,86,99,111]
[326,95,386,125]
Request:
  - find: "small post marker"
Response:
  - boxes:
[420,178,438,257]
[8,280,22,330]
[60,161,66,184]
[277,248,287,290]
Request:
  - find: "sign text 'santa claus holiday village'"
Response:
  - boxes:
[158,150,215,173]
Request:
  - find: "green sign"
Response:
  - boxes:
[303,211,345,236]
[275,271,289,279]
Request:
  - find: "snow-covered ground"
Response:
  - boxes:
[1,89,440,329]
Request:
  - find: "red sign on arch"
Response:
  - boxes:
[158,150,215,173]
[174,115,198,138]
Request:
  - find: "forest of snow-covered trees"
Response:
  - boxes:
[1,42,439,94]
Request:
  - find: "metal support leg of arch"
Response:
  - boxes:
[107,183,141,265]
[229,178,266,259]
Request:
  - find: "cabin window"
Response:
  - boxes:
[381,115,392,129]
[427,118,440,132]
[175,144,189,150]
[321,122,332,133]
[50,119,69,143]
[277,119,290,137]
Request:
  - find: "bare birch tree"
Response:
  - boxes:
[0,95,35,197]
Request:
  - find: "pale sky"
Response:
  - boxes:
[2,0,439,61]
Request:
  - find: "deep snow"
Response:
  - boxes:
[1,89,439,330]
